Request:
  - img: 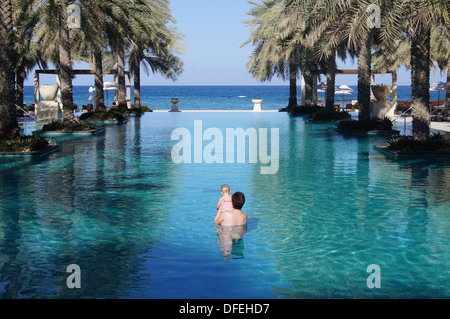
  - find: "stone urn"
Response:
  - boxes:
[170,98,180,112]
[39,85,59,101]
[371,85,392,101]
[252,99,263,112]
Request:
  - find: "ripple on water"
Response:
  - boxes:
[0,114,449,298]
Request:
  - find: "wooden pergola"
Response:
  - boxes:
[304,69,398,105]
[34,69,132,107]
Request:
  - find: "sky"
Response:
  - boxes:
[27,0,447,87]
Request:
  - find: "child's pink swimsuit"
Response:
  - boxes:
[221,199,233,212]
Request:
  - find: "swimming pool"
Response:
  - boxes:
[0,112,449,298]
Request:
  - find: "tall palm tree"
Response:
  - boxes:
[32,0,75,121]
[58,0,75,121]
[386,0,449,140]
[306,2,354,112]
[12,0,47,108]
[78,0,110,111]
[129,40,183,107]
[325,52,337,111]
[0,0,19,139]
[430,22,450,115]
[306,0,376,121]
[104,0,162,106]
[244,0,302,107]
[127,0,184,107]
[77,0,157,110]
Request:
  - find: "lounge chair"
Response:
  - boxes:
[430,106,447,121]
[344,104,353,112]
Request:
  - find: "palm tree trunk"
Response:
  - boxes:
[357,31,372,122]
[0,0,19,139]
[410,25,431,141]
[16,71,25,108]
[133,58,141,108]
[117,39,126,103]
[326,51,336,112]
[93,48,105,111]
[446,58,450,116]
[303,48,315,107]
[288,62,297,107]
[58,2,74,122]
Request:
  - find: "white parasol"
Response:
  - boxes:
[103,81,117,106]
[430,81,446,106]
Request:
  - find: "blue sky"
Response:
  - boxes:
[28,0,446,87]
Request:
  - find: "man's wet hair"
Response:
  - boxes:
[232,192,245,210]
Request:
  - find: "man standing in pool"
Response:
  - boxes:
[214,192,247,227]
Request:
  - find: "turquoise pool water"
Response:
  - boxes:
[1,112,449,298]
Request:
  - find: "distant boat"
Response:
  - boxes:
[238,96,247,98]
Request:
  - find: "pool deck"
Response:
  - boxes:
[394,115,450,133]
[154,110,450,133]
[153,110,279,113]
[20,111,450,133]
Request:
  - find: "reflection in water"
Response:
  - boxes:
[215,224,247,260]
[1,113,449,298]
[247,120,450,298]
[0,116,174,298]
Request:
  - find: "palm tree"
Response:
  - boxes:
[0,0,19,139]
[322,45,350,112]
[129,41,183,107]
[32,0,75,122]
[58,0,75,121]
[244,0,302,107]
[430,22,450,115]
[385,0,449,140]
[102,0,161,107]
[305,1,354,112]
[12,0,47,108]
[127,0,184,107]
[77,0,110,111]
[306,0,376,121]
[325,52,337,111]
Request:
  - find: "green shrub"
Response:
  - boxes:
[309,109,351,121]
[279,105,322,114]
[0,136,49,152]
[337,117,394,131]
[79,111,124,121]
[386,133,450,152]
[42,120,95,132]
[121,106,153,115]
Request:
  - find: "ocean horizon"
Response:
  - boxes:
[23,84,430,111]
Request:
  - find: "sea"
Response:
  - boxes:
[23,85,424,111]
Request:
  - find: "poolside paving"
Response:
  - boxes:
[394,115,450,133]
[153,110,279,113]
[20,111,450,133]
[155,110,450,133]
